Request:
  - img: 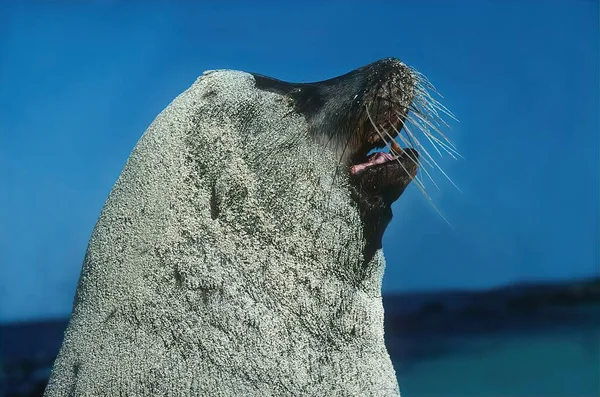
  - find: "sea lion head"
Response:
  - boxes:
[251,58,421,265]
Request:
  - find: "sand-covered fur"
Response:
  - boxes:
[45,71,399,396]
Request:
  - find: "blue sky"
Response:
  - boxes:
[1,1,598,322]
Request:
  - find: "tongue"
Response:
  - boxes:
[351,152,398,175]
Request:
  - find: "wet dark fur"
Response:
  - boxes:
[250,58,419,264]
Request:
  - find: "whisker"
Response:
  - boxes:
[379,91,458,151]
[401,120,442,174]
[404,113,461,160]
[410,68,458,120]
[404,115,443,158]
[379,124,430,188]
[406,107,458,149]
[365,105,427,192]
[392,129,440,190]
[404,120,462,193]
[414,90,457,125]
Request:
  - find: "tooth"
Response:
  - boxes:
[391,139,401,155]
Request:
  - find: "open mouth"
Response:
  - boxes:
[348,143,419,196]
[346,102,420,184]
[350,140,416,176]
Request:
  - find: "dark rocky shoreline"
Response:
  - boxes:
[2,277,598,397]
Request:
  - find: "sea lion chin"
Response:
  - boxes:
[45,58,445,397]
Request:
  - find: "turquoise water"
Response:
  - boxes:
[394,326,600,397]
[2,301,599,396]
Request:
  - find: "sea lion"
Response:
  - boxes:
[45,58,450,396]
